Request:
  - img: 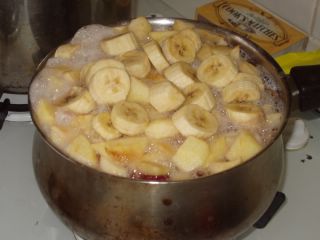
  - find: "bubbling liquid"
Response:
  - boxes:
[30,19,286,181]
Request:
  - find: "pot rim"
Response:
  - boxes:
[28,17,291,184]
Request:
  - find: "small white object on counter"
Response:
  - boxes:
[284,118,310,150]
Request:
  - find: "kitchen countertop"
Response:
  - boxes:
[1,0,320,239]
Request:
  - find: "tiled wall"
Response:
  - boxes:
[161,0,320,50]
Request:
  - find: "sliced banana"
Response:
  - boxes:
[149,31,177,45]
[100,155,128,177]
[205,134,230,164]
[127,77,150,104]
[162,34,196,64]
[80,62,94,83]
[143,40,170,73]
[93,136,148,161]
[172,19,195,31]
[222,80,261,103]
[145,118,179,139]
[197,54,238,88]
[92,112,121,140]
[54,43,80,59]
[232,72,264,90]
[172,136,209,172]
[262,104,283,128]
[178,28,202,51]
[239,61,260,76]
[85,59,125,85]
[35,99,56,125]
[119,50,151,78]
[64,89,96,114]
[111,101,149,136]
[135,160,170,176]
[197,43,214,62]
[194,28,228,46]
[100,32,138,56]
[172,104,218,138]
[226,103,264,126]
[163,62,196,90]
[149,82,185,113]
[112,25,128,35]
[225,130,263,162]
[183,83,216,111]
[66,135,98,168]
[89,67,130,105]
[128,16,152,41]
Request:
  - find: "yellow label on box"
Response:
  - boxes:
[196,0,307,55]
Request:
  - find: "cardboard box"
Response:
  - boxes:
[196,0,308,56]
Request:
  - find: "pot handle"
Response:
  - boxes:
[289,64,320,111]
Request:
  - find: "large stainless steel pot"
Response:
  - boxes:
[30,18,291,240]
[0,0,135,94]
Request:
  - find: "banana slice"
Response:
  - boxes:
[111,101,149,136]
[262,104,283,128]
[66,135,98,168]
[92,112,121,140]
[178,28,202,51]
[119,50,151,78]
[100,32,138,56]
[172,136,209,172]
[50,125,75,148]
[149,82,185,113]
[64,89,96,114]
[80,62,94,83]
[239,61,260,76]
[183,83,216,111]
[172,104,218,138]
[225,130,263,162]
[149,31,177,45]
[222,80,261,103]
[197,54,238,88]
[85,59,125,85]
[172,19,195,31]
[194,28,228,46]
[145,69,167,82]
[205,134,230,164]
[143,40,170,73]
[135,160,170,176]
[89,67,130,105]
[162,34,196,64]
[163,62,196,90]
[232,72,264,90]
[112,25,128,35]
[197,43,214,62]
[93,136,148,161]
[35,99,56,125]
[54,43,80,59]
[226,103,264,126]
[210,45,240,62]
[128,16,152,41]
[145,118,179,139]
[127,77,150,104]
[100,155,128,177]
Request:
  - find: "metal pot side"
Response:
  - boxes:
[33,132,284,240]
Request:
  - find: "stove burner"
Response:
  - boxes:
[0,98,29,129]
[254,191,286,229]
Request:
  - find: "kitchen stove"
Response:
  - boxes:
[1,1,319,240]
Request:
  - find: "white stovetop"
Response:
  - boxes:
[1,1,320,239]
